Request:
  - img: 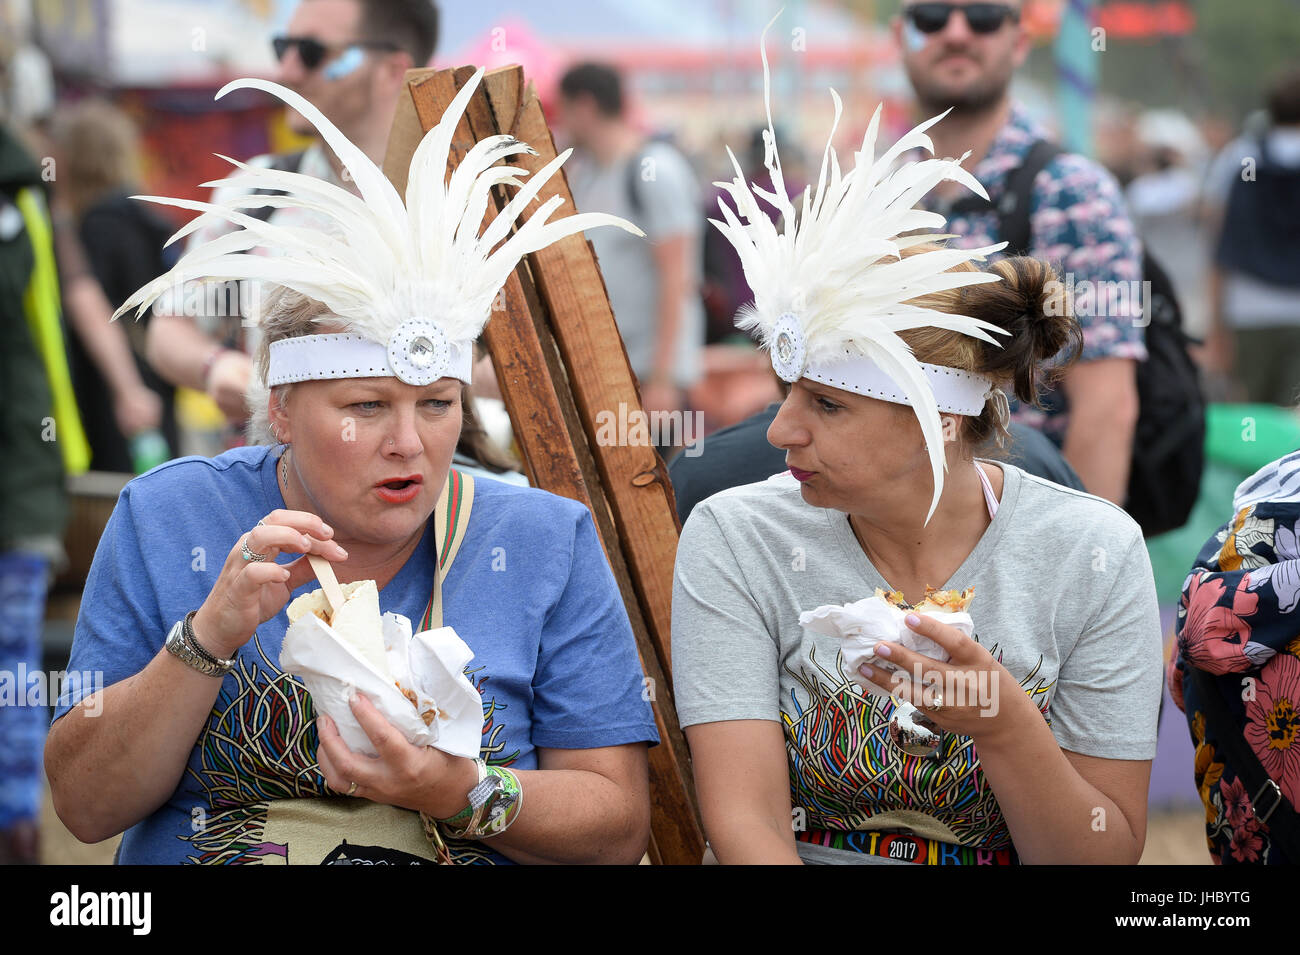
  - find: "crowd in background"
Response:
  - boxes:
[8,50,1299,479]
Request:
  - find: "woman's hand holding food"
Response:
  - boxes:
[192,509,348,660]
[856,612,1041,745]
[315,694,479,819]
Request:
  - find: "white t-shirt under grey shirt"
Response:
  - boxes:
[671,463,1163,864]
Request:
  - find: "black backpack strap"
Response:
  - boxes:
[941,138,1061,255]
[1189,666,1300,859]
[245,149,308,223]
[994,139,1062,256]
[265,149,308,175]
[624,149,645,220]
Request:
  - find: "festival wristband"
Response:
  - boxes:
[477,768,522,839]
[435,758,486,826]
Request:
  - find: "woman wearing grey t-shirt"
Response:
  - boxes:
[673,245,1164,865]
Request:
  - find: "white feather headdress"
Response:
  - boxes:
[712,20,1012,524]
[113,68,642,388]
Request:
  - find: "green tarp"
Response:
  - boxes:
[1146,403,1300,605]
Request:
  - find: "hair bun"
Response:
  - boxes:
[973,257,1082,406]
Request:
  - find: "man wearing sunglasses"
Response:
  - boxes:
[146,0,438,437]
[893,0,1145,508]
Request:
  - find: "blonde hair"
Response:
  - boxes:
[899,246,1081,450]
[246,287,335,445]
[49,99,143,219]
[246,287,519,474]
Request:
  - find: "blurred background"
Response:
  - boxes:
[2,0,1298,865]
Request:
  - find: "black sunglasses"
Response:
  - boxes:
[271,35,400,70]
[905,3,1020,35]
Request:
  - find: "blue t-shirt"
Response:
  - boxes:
[53,445,658,864]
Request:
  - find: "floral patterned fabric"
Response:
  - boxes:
[1168,449,1300,864]
[918,103,1147,446]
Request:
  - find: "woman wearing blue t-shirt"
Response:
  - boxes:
[44,70,657,864]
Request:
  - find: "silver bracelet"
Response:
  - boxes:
[165,611,236,678]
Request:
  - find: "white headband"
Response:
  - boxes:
[267,322,473,387]
[803,353,992,415]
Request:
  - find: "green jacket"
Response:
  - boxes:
[0,124,78,553]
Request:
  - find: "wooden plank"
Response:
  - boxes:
[453,67,703,868]
[390,65,704,865]
[471,71,706,861]
[475,71,684,684]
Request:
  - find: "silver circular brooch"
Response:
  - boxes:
[770,312,807,383]
[387,317,450,386]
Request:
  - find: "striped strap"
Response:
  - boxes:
[420,468,475,633]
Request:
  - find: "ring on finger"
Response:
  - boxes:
[347,780,358,796]
[241,535,268,562]
[926,688,945,713]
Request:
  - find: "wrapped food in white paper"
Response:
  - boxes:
[799,588,975,700]
[279,581,482,759]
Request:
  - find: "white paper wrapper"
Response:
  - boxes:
[279,609,482,759]
[799,596,974,701]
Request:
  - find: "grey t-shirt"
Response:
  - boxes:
[671,462,1163,864]
[568,140,704,388]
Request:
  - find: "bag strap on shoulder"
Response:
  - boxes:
[946,138,1062,256]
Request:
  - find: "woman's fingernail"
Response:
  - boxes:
[322,523,333,536]
[858,664,874,678]
[301,535,312,548]
[875,643,892,658]
[905,613,921,628]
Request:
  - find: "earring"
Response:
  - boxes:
[988,390,1010,429]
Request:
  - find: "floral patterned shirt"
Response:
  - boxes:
[919,103,1147,446]
[1168,449,1300,864]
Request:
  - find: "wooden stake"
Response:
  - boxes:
[385,65,705,865]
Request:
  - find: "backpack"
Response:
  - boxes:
[951,139,1205,537]
[1214,133,1300,287]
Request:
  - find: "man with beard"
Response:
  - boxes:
[146,0,438,437]
[893,1,1144,505]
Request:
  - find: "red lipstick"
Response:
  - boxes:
[374,474,423,504]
